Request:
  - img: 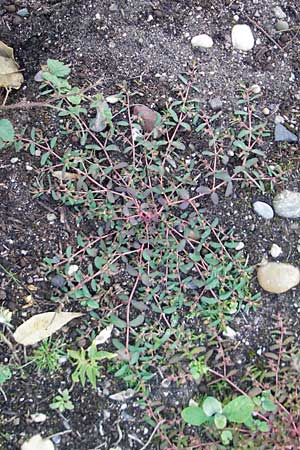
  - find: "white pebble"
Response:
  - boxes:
[262,107,270,115]
[250,84,261,94]
[270,244,282,258]
[191,34,213,49]
[67,265,79,276]
[231,24,254,51]
[223,326,237,339]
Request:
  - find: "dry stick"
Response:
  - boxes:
[245,14,283,51]
[138,420,165,450]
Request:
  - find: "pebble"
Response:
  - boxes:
[133,105,160,133]
[0,289,6,300]
[51,274,66,289]
[274,115,284,124]
[273,6,286,19]
[274,123,298,143]
[17,7,29,17]
[10,157,19,164]
[67,265,79,276]
[257,262,300,294]
[273,190,300,218]
[275,20,289,32]
[47,213,57,222]
[236,242,245,250]
[250,84,261,94]
[262,107,270,115]
[4,4,16,13]
[270,244,282,258]
[191,34,213,49]
[223,326,237,339]
[253,201,274,219]
[209,97,222,111]
[231,24,254,51]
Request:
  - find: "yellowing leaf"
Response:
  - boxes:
[0,41,24,89]
[13,311,82,345]
[21,434,54,450]
[93,324,113,346]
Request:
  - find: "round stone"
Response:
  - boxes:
[270,244,282,258]
[231,24,254,51]
[51,275,66,289]
[253,201,274,219]
[273,190,300,218]
[275,20,289,32]
[191,34,213,49]
[250,84,261,94]
[257,262,300,294]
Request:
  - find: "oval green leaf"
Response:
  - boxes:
[202,397,222,416]
[181,406,208,426]
[223,395,254,423]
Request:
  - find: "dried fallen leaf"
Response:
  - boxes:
[93,324,113,346]
[14,311,82,346]
[52,170,80,181]
[0,40,24,90]
[21,434,54,450]
[109,388,135,401]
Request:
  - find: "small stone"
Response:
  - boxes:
[67,265,79,276]
[274,115,284,124]
[273,190,300,218]
[133,105,160,133]
[250,84,261,94]
[253,201,274,219]
[270,244,282,258]
[109,3,118,12]
[191,34,213,49]
[257,262,300,294]
[4,4,16,13]
[236,242,245,250]
[223,326,237,339]
[10,157,19,164]
[273,6,286,19]
[231,24,254,51]
[47,213,56,222]
[51,275,66,289]
[17,7,29,17]
[274,124,298,143]
[209,97,222,111]
[262,107,270,115]
[275,20,289,31]
[31,413,47,423]
[0,289,6,300]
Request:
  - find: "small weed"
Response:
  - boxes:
[68,343,116,388]
[30,338,66,373]
[50,388,74,413]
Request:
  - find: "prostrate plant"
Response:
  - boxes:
[181,393,274,446]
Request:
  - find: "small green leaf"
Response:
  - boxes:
[221,430,233,445]
[181,406,208,426]
[129,314,145,327]
[47,59,71,78]
[202,397,222,416]
[223,396,254,423]
[0,119,14,143]
[214,413,227,429]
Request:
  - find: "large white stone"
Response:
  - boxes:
[231,24,254,51]
[273,190,300,218]
[191,34,213,49]
[257,262,300,294]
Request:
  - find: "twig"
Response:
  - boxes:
[245,14,283,51]
[138,420,164,450]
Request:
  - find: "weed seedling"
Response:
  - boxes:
[50,388,74,413]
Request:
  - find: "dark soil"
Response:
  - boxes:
[0,0,300,449]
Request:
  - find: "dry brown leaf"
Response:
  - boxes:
[0,41,24,89]
[93,324,113,346]
[21,434,54,450]
[14,311,82,346]
[52,170,80,181]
